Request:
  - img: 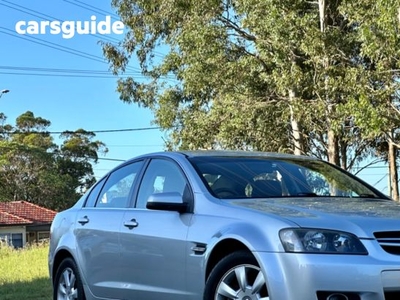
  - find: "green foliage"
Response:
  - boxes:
[104,0,400,172]
[0,112,107,211]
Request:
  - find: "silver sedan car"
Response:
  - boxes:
[49,151,400,300]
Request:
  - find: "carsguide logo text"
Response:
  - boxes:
[15,16,124,39]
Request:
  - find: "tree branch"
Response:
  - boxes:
[217,15,257,42]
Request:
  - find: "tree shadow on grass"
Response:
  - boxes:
[0,277,52,300]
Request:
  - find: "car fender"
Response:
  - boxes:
[205,221,284,256]
[49,213,81,282]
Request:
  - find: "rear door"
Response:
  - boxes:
[75,160,144,299]
[119,158,194,299]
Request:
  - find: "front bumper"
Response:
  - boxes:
[257,240,400,300]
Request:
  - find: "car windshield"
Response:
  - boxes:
[189,156,381,200]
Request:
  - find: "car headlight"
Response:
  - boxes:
[279,228,368,254]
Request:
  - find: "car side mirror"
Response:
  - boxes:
[146,192,189,213]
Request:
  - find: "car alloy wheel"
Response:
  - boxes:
[204,251,270,300]
[54,258,85,300]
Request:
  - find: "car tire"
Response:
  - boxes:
[204,251,270,300]
[53,257,85,300]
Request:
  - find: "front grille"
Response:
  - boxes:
[374,231,400,255]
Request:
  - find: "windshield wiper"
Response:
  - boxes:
[358,194,378,198]
[291,192,318,197]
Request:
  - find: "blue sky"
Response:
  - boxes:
[0,0,391,194]
[0,0,165,179]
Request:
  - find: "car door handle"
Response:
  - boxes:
[123,219,139,229]
[77,216,89,225]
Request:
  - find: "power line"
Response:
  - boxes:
[0,27,149,75]
[0,65,177,81]
[0,27,108,64]
[61,0,170,60]
[0,66,139,75]
[373,174,388,187]
[0,71,178,82]
[61,0,167,59]
[360,173,389,176]
[0,29,176,79]
[75,127,163,134]
[0,0,170,74]
[0,71,136,79]
[63,0,120,19]
[355,166,386,169]
[1,127,163,135]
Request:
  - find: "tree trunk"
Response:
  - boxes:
[318,0,326,32]
[289,89,304,155]
[319,0,340,166]
[327,129,340,165]
[388,131,399,200]
[340,139,347,170]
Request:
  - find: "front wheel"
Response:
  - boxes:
[53,257,85,300]
[204,251,270,300]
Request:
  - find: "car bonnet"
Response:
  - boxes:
[231,197,400,238]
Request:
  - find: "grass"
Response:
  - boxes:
[0,243,52,300]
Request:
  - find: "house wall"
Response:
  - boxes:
[26,224,51,244]
[27,230,50,244]
[0,226,26,248]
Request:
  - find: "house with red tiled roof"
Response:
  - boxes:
[0,201,57,248]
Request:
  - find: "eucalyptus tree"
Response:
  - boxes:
[104,0,389,173]
[339,0,400,199]
[104,0,312,153]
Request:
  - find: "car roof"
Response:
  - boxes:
[129,150,318,162]
[177,150,317,160]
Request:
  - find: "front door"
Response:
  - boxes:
[119,158,194,299]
